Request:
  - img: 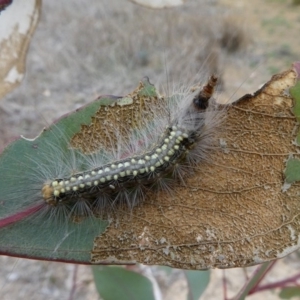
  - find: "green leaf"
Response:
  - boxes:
[290,81,300,144]
[0,95,115,262]
[290,81,300,121]
[92,266,156,300]
[279,287,300,299]
[285,80,300,184]
[0,78,161,263]
[184,270,210,300]
[139,78,157,97]
[284,158,300,183]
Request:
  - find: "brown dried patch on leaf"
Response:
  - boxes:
[0,0,40,99]
[91,67,300,269]
[71,78,161,153]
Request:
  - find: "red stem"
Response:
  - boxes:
[250,272,300,294]
[0,203,44,228]
[231,262,276,300]
[248,260,277,294]
[222,269,228,300]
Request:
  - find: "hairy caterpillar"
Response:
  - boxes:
[42,76,219,209]
[0,75,224,227]
[0,71,228,266]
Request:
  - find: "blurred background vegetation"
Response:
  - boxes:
[1,0,300,299]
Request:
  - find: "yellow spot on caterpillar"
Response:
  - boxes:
[53,190,60,196]
[155,161,162,167]
[168,149,175,156]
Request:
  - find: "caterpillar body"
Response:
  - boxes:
[43,126,192,205]
[40,75,221,216]
[1,75,223,224]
